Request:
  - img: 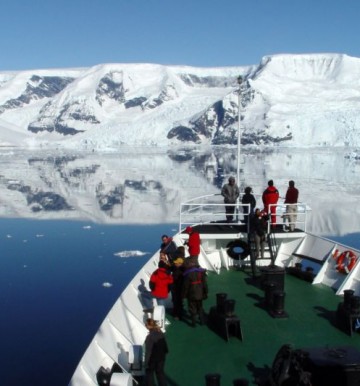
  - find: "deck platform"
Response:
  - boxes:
[164,268,360,386]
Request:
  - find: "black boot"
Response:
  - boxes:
[191,315,196,327]
[199,311,207,325]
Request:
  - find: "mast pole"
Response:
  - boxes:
[237,75,243,186]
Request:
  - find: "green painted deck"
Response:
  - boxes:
[164,268,359,386]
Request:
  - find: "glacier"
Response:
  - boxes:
[0,53,360,149]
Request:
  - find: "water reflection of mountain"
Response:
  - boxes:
[0,148,359,236]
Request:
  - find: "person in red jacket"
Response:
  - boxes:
[262,180,279,226]
[184,226,201,258]
[149,260,174,307]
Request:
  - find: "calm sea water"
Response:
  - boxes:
[1,218,360,386]
[0,218,176,386]
[327,233,360,250]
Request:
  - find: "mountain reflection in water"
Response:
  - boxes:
[0,147,359,235]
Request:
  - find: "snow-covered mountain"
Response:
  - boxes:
[1,53,360,149]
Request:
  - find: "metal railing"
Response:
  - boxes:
[268,203,308,233]
[179,194,251,232]
[179,194,308,233]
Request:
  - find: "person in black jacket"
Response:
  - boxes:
[182,263,208,327]
[250,208,268,259]
[144,318,169,386]
[241,186,256,225]
[170,257,185,320]
[160,235,177,263]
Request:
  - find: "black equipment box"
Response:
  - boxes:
[305,346,360,386]
[270,345,360,386]
[260,264,285,291]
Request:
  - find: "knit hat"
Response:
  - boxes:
[185,226,193,233]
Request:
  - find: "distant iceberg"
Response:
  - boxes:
[102,282,113,288]
[114,250,148,258]
[345,150,360,160]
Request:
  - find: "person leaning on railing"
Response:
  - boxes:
[160,234,177,262]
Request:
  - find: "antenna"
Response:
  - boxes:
[237,75,243,186]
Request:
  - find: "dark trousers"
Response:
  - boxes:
[171,290,183,318]
[225,204,235,221]
[242,208,253,226]
[187,299,205,324]
[144,360,167,386]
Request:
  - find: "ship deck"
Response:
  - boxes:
[164,268,359,386]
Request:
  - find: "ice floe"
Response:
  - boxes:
[113,250,148,258]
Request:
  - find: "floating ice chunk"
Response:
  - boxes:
[6,234,12,238]
[83,225,92,229]
[114,250,148,258]
[102,282,113,288]
[36,234,44,238]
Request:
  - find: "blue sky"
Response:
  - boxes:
[1,0,360,71]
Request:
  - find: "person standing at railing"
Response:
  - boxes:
[221,176,240,223]
[283,180,299,232]
[184,226,201,261]
[262,180,279,227]
[241,186,256,225]
[149,260,174,307]
[160,234,177,262]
